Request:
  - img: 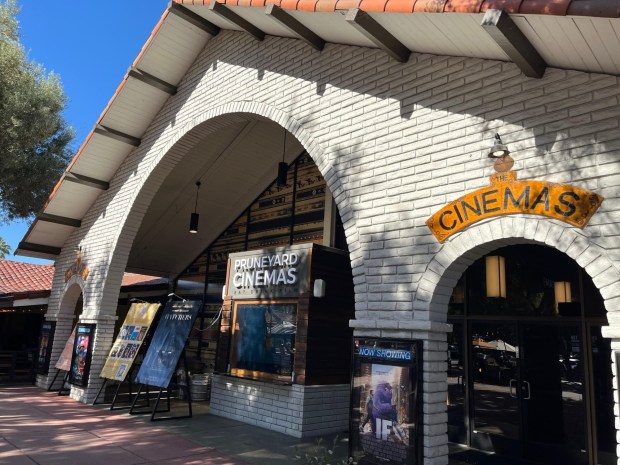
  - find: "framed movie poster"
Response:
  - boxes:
[68,324,96,386]
[135,300,202,388]
[36,321,56,375]
[55,326,76,372]
[350,338,422,465]
[100,302,160,381]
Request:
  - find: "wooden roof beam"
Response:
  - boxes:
[265,5,325,51]
[94,124,141,147]
[63,172,110,191]
[208,1,265,41]
[16,242,61,256]
[167,2,221,37]
[481,9,547,78]
[37,213,82,229]
[127,67,178,95]
[345,8,410,63]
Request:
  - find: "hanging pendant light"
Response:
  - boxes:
[485,255,506,298]
[189,181,201,234]
[554,281,571,314]
[277,128,288,187]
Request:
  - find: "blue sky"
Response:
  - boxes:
[2,0,170,263]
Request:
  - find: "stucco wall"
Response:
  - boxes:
[41,30,620,464]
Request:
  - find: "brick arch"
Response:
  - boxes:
[98,101,360,313]
[415,216,620,320]
[58,280,84,318]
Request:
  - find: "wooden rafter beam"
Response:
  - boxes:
[17,242,61,256]
[167,2,221,37]
[94,124,141,147]
[265,5,324,51]
[208,1,265,41]
[345,8,409,63]
[481,9,546,79]
[37,213,82,229]
[64,172,110,191]
[128,67,178,95]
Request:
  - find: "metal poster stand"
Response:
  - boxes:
[93,365,152,411]
[47,369,70,396]
[129,351,193,422]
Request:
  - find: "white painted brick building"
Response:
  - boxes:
[17,2,620,464]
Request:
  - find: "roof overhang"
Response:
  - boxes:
[16,0,620,263]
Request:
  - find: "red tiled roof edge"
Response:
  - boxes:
[174,0,620,16]
[0,260,55,295]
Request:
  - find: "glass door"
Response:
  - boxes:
[470,321,521,456]
[520,323,587,465]
[469,321,588,465]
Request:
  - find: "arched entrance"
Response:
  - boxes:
[447,244,615,465]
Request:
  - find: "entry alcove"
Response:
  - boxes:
[210,242,355,437]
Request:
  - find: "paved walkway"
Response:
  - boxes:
[0,385,484,465]
[0,385,348,465]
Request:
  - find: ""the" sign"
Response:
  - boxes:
[426,171,603,243]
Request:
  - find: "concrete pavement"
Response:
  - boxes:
[0,385,349,465]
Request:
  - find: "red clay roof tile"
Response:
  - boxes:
[385,0,417,12]
[413,0,449,12]
[0,260,166,296]
[480,0,523,13]
[360,0,390,11]
[334,0,363,9]
[444,0,485,12]
[520,0,571,15]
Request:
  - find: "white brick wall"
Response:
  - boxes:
[209,375,350,438]
[37,30,620,464]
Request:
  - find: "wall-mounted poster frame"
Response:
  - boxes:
[36,321,56,375]
[229,299,297,383]
[68,324,96,387]
[350,338,422,465]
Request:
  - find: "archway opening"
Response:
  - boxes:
[447,244,614,465]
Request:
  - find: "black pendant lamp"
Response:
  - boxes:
[277,129,288,187]
[189,181,201,234]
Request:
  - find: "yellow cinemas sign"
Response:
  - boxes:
[426,171,603,243]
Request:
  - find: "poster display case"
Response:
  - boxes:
[216,243,355,386]
[36,321,56,375]
[230,300,297,382]
[68,324,96,386]
[350,338,422,465]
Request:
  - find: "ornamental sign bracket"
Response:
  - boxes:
[65,248,89,283]
[426,171,603,243]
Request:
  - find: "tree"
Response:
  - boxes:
[0,237,10,259]
[0,0,73,223]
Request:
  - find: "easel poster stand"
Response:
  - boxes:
[93,302,161,409]
[94,364,154,410]
[48,326,76,396]
[129,351,193,421]
[131,299,201,421]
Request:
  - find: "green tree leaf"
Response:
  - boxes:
[0,0,73,223]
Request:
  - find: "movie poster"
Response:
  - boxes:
[135,300,201,388]
[350,339,421,465]
[36,321,56,375]
[68,324,96,386]
[55,326,76,372]
[100,302,160,381]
